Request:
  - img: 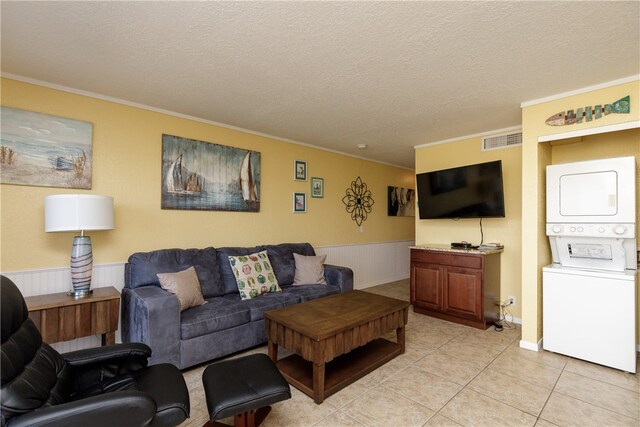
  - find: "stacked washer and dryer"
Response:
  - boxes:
[543,156,637,373]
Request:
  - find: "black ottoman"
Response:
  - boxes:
[202,353,291,427]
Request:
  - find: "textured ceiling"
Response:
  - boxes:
[2,1,639,168]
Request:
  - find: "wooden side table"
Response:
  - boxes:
[24,286,120,346]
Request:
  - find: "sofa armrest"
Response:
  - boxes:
[121,286,181,367]
[324,264,354,292]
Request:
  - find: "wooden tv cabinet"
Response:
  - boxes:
[410,245,502,329]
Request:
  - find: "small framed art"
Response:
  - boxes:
[311,177,324,198]
[293,192,307,212]
[294,160,307,181]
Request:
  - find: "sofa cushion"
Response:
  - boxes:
[228,251,281,300]
[218,246,261,295]
[292,253,327,285]
[127,247,224,298]
[180,294,250,340]
[244,292,300,321]
[259,243,316,286]
[157,266,207,311]
[281,283,341,302]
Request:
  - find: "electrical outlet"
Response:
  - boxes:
[506,296,516,306]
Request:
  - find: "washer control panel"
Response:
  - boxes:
[547,223,635,238]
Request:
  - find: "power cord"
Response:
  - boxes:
[494,298,515,332]
[479,217,484,245]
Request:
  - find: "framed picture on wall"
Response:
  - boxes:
[0,107,93,189]
[387,186,415,217]
[161,134,261,212]
[293,192,306,212]
[311,177,324,198]
[294,160,307,181]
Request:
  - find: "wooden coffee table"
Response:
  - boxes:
[264,290,409,403]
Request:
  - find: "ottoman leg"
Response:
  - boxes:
[203,406,272,427]
[237,406,271,427]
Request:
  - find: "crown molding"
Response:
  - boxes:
[414,125,522,149]
[1,73,413,171]
[520,75,640,108]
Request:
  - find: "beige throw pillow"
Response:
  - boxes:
[157,266,207,311]
[292,253,327,285]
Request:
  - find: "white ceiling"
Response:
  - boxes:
[2,1,639,169]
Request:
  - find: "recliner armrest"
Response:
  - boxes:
[324,264,354,292]
[64,342,151,367]
[5,390,157,427]
[64,343,152,396]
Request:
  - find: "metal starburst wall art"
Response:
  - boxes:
[342,176,375,226]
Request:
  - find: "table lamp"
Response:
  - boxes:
[45,194,114,297]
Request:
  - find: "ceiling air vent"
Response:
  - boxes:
[482,132,522,151]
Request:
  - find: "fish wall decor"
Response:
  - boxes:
[545,96,630,126]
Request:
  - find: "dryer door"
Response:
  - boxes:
[559,171,617,216]
[546,156,635,223]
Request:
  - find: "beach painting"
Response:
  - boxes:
[162,134,260,212]
[0,107,93,189]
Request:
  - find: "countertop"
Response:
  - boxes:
[410,244,504,255]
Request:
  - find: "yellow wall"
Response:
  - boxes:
[414,135,523,318]
[521,80,640,346]
[0,78,414,271]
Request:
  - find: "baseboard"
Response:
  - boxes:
[358,275,410,289]
[502,316,522,325]
[519,338,543,352]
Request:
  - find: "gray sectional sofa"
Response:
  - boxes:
[121,243,353,369]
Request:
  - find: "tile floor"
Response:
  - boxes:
[180,280,639,426]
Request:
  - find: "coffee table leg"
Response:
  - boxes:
[397,325,405,353]
[268,340,278,362]
[312,362,325,404]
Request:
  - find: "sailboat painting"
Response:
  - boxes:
[161,134,260,212]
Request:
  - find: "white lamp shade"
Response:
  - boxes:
[45,195,114,232]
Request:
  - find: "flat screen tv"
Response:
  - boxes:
[416,160,505,219]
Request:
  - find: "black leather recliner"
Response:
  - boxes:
[0,275,190,427]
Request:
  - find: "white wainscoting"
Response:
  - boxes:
[2,240,413,352]
[315,240,414,289]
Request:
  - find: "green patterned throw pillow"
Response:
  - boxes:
[228,250,281,300]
